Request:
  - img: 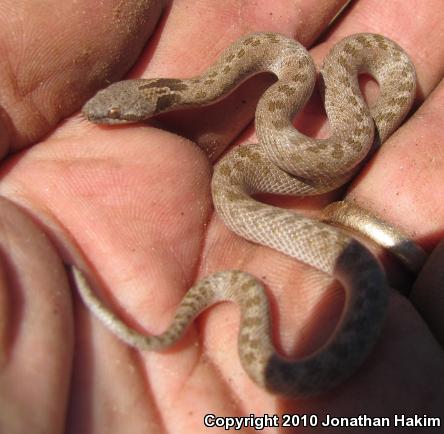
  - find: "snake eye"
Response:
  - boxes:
[108,107,121,119]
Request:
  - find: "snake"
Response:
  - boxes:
[80,32,417,397]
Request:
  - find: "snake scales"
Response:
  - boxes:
[80,32,416,397]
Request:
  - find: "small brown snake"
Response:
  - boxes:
[80,31,419,396]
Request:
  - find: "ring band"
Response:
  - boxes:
[321,200,427,275]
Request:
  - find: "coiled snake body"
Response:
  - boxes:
[80,32,416,396]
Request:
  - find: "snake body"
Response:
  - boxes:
[80,32,416,396]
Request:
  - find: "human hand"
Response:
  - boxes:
[0,0,443,433]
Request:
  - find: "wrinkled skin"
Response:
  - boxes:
[0,0,443,433]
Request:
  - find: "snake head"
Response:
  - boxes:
[82,80,159,125]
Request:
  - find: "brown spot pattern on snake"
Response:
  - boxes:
[81,32,416,398]
[140,78,189,92]
[155,93,182,113]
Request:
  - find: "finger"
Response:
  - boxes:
[348,78,444,246]
[241,0,444,148]
[322,0,444,93]
[114,0,351,160]
[308,0,444,123]
[0,197,73,434]
[321,0,444,271]
[0,0,166,153]
[411,239,444,347]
